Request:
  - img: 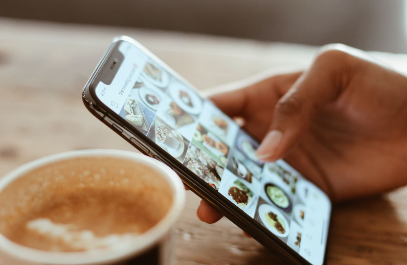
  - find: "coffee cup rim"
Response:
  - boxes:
[0,149,185,264]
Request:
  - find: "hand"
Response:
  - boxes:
[196,44,407,225]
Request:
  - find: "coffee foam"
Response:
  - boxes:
[0,157,173,252]
[26,218,138,251]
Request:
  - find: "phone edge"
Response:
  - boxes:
[82,36,331,265]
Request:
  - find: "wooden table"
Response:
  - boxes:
[1,18,407,265]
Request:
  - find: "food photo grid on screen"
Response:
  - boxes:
[117,52,329,261]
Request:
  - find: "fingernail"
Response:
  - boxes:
[256,130,283,161]
[256,153,272,160]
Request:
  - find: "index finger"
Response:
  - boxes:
[205,71,302,118]
[207,85,249,117]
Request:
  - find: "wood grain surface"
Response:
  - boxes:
[0,18,407,265]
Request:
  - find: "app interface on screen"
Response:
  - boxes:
[95,42,331,265]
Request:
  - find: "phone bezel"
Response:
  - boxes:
[82,36,331,265]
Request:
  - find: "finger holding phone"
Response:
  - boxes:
[83,38,407,265]
[198,44,407,224]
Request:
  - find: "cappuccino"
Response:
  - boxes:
[0,157,173,252]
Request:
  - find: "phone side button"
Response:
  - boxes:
[112,123,123,134]
[130,137,150,155]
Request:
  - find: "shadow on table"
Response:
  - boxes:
[245,191,407,265]
[243,250,291,265]
[327,191,407,264]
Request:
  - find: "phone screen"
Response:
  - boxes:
[94,41,331,265]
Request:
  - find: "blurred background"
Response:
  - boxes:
[1,0,407,53]
[2,2,407,265]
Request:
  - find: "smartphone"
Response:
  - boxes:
[82,36,332,265]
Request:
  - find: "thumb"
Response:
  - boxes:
[255,47,352,162]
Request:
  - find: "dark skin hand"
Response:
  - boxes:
[194,44,407,226]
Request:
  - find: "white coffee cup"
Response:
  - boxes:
[0,149,185,265]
